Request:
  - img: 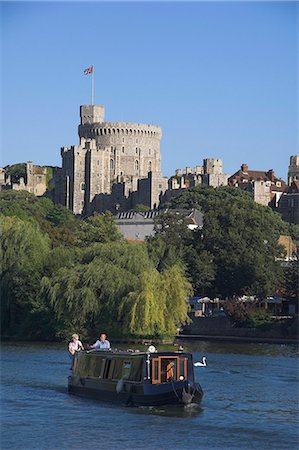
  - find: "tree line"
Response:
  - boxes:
[0,187,297,341]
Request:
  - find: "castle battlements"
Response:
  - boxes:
[56,105,166,215]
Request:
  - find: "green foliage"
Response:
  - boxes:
[5,163,27,183]
[0,215,51,338]
[76,212,122,247]
[119,265,193,337]
[129,204,150,212]
[1,183,293,341]
[246,310,274,329]
[158,185,286,299]
[280,260,299,299]
[223,299,274,329]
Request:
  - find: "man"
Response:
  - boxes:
[90,332,110,350]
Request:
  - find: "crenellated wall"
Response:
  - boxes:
[58,105,165,215]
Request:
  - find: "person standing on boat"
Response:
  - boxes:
[68,334,84,355]
[90,333,110,350]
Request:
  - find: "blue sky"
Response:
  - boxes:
[1,1,298,179]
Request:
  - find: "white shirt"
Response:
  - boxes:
[92,339,110,349]
[69,339,83,354]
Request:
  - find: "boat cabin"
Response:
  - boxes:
[72,350,194,385]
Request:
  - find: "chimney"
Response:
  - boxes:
[267,169,275,182]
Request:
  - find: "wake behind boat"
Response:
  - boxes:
[68,346,203,407]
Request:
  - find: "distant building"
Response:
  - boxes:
[228,163,286,206]
[276,180,299,225]
[0,161,47,196]
[114,209,203,241]
[169,158,229,190]
[288,155,299,185]
[55,105,167,215]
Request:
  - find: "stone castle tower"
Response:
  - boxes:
[288,155,299,185]
[57,105,165,214]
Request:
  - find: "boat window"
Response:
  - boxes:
[93,357,105,378]
[179,358,188,380]
[112,359,123,380]
[128,358,143,382]
[103,359,115,379]
[161,359,177,383]
[151,356,188,384]
[151,358,160,384]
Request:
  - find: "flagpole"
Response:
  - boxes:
[91,65,94,105]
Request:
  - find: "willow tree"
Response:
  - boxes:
[41,241,154,338]
[119,264,193,337]
[0,215,50,337]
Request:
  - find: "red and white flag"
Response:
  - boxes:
[84,65,93,75]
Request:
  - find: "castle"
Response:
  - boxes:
[54,105,168,214]
[0,161,48,196]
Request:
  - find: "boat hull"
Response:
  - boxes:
[68,375,203,407]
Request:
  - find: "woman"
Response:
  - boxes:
[68,333,84,355]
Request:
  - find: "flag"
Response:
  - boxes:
[84,66,93,75]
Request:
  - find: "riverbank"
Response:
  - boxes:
[176,334,298,344]
[180,314,298,345]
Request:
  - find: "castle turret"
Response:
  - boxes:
[80,105,105,125]
[288,155,299,185]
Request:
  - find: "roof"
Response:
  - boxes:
[229,166,286,187]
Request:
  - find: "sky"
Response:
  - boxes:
[1,1,298,180]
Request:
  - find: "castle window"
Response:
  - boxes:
[80,182,85,191]
[122,147,125,153]
[136,147,138,154]
[135,160,139,171]
[111,146,114,153]
[148,161,152,171]
[122,138,125,143]
[110,159,114,170]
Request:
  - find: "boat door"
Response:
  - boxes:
[151,356,188,384]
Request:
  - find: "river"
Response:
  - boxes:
[1,341,298,450]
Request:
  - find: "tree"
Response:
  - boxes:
[0,215,50,337]
[202,198,284,298]
[119,264,193,337]
[76,212,122,247]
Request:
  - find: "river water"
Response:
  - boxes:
[1,341,298,450]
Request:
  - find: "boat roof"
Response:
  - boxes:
[84,349,192,358]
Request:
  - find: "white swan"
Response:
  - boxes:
[194,356,207,367]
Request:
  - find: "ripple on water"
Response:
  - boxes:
[1,341,298,450]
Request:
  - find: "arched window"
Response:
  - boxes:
[110,159,114,170]
[148,161,152,171]
[135,160,139,171]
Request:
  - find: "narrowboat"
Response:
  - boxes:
[68,346,203,407]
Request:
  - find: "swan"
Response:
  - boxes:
[194,356,207,367]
